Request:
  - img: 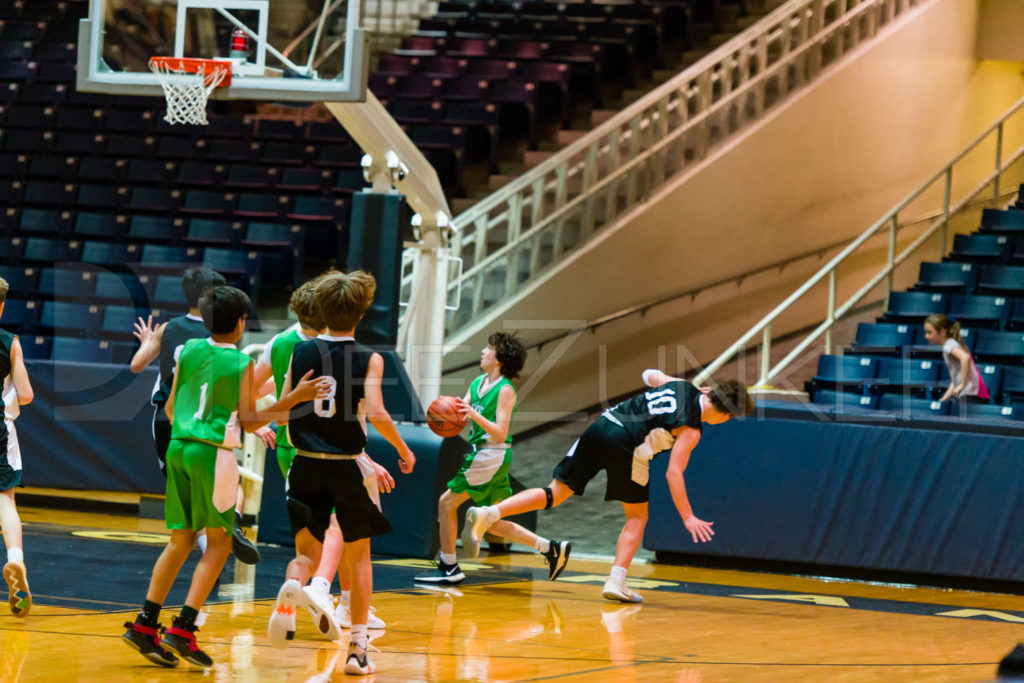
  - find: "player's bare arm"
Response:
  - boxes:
[9,337,33,405]
[642,369,682,388]
[455,384,515,443]
[665,427,714,543]
[252,360,276,399]
[239,362,328,432]
[364,352,416,473]
[129,316,166,373]
[164,365,180,421]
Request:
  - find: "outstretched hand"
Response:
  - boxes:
[291,369,333,402]
[684,515,714,543]
[133,315,166,344]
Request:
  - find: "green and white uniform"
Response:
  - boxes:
[258,328,315,478]
[447,374,516,505]
[165,338,251,532]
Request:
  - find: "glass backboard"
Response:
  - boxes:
[77,0,368,102]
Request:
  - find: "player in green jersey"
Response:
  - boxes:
[415,332,572,585]
[0,276,34,618]
[123,286,329,669]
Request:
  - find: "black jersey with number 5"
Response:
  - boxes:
[0,328,13,442]
[286,336,376,455]
[606,381,702,446]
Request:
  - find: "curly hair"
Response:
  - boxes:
[708,380,753,418]
[290,270,335,332]
[488,331,527,379]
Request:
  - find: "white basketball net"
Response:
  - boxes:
[149,59,230,125]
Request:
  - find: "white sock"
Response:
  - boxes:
[196,534,208,554]
[534,538,550,554]
[341,590,351,604]
[485,506,502,523]
[351,624,368,649]
[310,576,330,595]
[440,552,457,565]
[609,565,628,584]
[6,547,23,565]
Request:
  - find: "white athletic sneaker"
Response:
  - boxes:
[343,641,376,675]
[302,584,342,641]
[602,577,643,603]
[334,598,387,630]
[462,506,495,558]
[268,579,301,647]
[3,561,31,618]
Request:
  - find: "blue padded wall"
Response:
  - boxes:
[644,414,1024,582]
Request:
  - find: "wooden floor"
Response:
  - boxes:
[1,506,1022,682]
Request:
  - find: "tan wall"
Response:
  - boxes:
[977,0,1024,62]
[442,0,1024,430]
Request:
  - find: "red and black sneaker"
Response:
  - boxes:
[161,622,213,668]
[122,620,179,667]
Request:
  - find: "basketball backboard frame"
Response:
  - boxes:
[77,0,368,102]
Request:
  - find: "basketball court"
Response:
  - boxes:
[0,501,1019,682]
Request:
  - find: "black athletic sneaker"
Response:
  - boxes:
[161,619,213,668]
[122,620,179,667]
[414,560,466,585]
[542,540,571,581]
[232,513,261,565]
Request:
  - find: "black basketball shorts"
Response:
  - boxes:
[552,417,650,504]
[285,455,392,543]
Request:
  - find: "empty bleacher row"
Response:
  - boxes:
[804,202,1024,422]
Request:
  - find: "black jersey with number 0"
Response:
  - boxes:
[287,337,376,455]
[0,327,13,442]
[607,380,702,445]
[153,314,209,405]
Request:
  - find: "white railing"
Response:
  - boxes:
[438,0,923,337]
[693,94,1024,388]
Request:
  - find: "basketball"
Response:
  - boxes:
[427,395,466,438]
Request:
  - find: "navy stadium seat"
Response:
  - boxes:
[914,261,977,294]
[958,403,1020,422]
[870,358,942,397]
[810,354,877,394]
[972,330,1024,364]
[976,265,1024,297]
[846,322,914,357]
[876,394,949,417]
[0,266,37,296]
[946,294,1011,330]
[980,208,1024,233]
[19,335,52,360]
[1000,366,1024,403]
[185,219,241,247]
[81,240,140,267]
[37,301,101,336]
[883,291,946,324]
[810,388,878,411]
[976,363,1003,402]
[948,233,1011,264]
[50,336,115,363]
[73,212,127,240]
[36,266,95,301]
[0,299,39,333]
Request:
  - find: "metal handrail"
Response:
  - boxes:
[693,94,1024,387]
[434,0,924,340]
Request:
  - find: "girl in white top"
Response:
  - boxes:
[923,313,989,403]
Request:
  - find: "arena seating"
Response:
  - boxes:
[805,201,1024,421]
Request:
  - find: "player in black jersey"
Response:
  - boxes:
[464,370,752,603]
[0,276,34,618]
[129,267,265,565]
[268,270,415,675]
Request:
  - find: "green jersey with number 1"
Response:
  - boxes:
[170,338,252,448]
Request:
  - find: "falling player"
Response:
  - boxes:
[464,371,752,603]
